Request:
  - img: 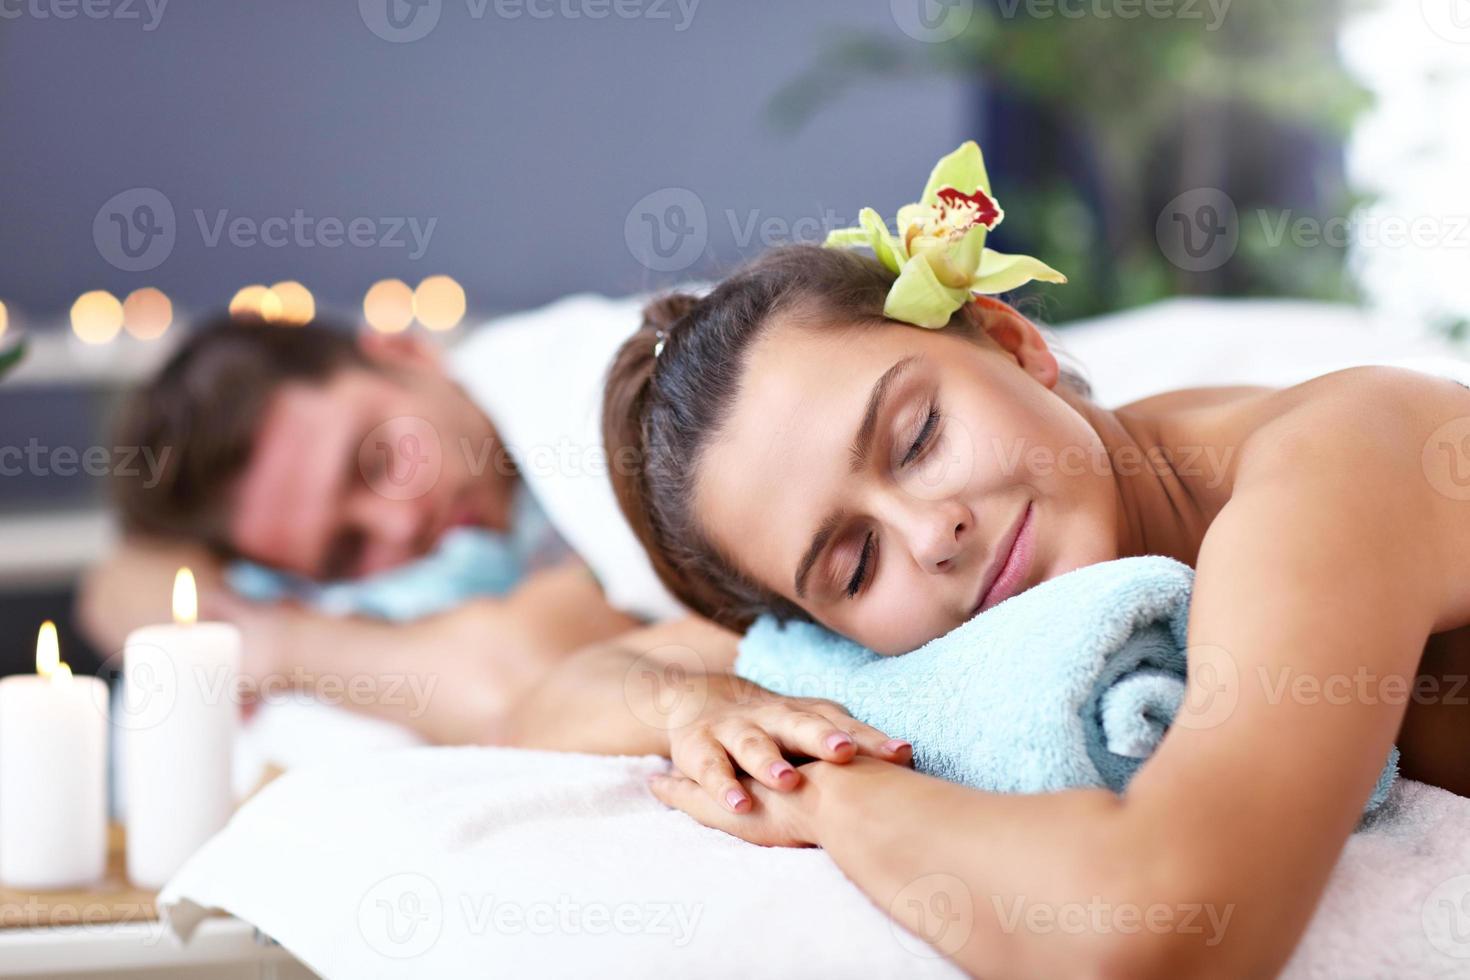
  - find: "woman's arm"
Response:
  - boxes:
[497,615,913,811]
[653,374,1468,978]
[494,615,743,754]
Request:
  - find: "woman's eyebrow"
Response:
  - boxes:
[794,355,921,598]
[847,355,920,472]
[794,512,843,600]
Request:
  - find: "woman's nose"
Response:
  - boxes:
[887,496,971,573]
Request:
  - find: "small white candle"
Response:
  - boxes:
[123,568,240,889]
[0,621,109,889]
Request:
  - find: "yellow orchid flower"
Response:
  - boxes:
[824,141,1067,328]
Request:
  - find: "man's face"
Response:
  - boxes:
[228,361,505,581]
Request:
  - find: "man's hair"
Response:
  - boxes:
[112,314,370,553]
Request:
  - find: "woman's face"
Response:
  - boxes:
[693,303,1121,654]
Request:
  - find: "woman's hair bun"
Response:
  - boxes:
[641,292,700,333]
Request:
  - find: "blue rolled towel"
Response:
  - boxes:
[224,487,567,622]
[735,555,1398,818]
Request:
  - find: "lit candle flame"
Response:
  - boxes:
[173,567,198,625]
[36,620,70,681]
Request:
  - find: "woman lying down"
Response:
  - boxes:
[502,143,1470,978]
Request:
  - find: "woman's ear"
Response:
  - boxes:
[965,296,1060,389]
[356,330,442,372]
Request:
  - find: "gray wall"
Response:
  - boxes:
[0,0,973,323]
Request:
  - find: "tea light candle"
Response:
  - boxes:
[0,622,109,889]
[123,568,241,889]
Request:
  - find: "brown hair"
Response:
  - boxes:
[604,244,1089,630]
[112,315,369,552]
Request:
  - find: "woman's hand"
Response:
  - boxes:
[662,672,912,814]
[648,755,897,848]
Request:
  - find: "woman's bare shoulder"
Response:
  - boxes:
[1124,365,1470,466]
[1232,365,1470,467]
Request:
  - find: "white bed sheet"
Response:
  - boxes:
[164,747,1470,979]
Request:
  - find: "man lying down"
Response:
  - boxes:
[77,308,906,765]
[77,315,644,745]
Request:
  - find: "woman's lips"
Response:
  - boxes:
[974,502,1036,615]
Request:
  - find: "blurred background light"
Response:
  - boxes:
[69,291,123,345]
[363,279,414,334]
[268,281,315,326]
[121,287,173,341]
[228,284,283,322]
[413,275,466,332]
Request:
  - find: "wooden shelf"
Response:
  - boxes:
[1,824,154,929]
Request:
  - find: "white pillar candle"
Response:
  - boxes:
[0,621,108,889]
[123,567,240,889]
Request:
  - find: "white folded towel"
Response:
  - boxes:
[160,747,1470,979]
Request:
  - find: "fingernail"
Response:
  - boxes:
[725,788,749,812]
[882,739,911,755]
[826,733,853,752]
[769,761,795,781]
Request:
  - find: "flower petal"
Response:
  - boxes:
[921,140,992,205]
[969,248,1068,295]
[824,207,904,272]
[949,224,988,282]
[884,252,971,329]
[859,207,904,271]
[824,226,869,247]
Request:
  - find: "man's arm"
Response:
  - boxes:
[208,559,642,745]
[75,534,227,653]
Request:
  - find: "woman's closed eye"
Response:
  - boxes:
[840,401,943,600]
[901,401,941,466]
[845,530,876,598]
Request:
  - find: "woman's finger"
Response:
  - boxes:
[670,729,751,813]
[803,703,913,765]
[713,722,800,791]
[761,708,862,763]
[646,773,804,848]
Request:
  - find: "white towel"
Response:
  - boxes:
[161,747,1470,979]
